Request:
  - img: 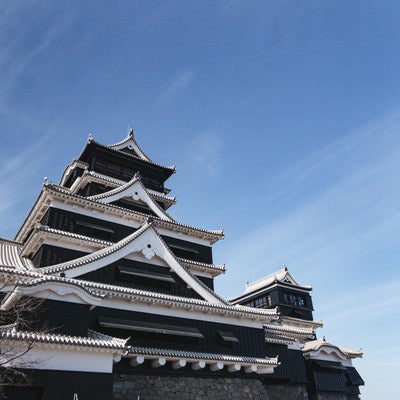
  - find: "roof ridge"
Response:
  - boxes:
[88,136,176,171]
[86,173,175,222]
[46,184,223,241]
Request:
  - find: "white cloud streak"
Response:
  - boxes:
[215,111,400,400]
[0,130,57,237]
[154,69,196,105]
[187,130,224,175]
[0,2,74,113]
[221,110,400,293]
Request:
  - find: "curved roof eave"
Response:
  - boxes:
[107,128,152,162]
[40,221,226,305]
[87,172,174,222]
[77,136,176,175]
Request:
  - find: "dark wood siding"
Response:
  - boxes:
[32,299,90,337]
[90,307,266,358]
[78,143,173,190]
[40,207,213,263]
[33,244,207,299]
[80,258,204,299]
[32,244,87,268]
[305,360,363,396]
[264,344,307,383]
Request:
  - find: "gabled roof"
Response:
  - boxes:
[302,338,363,360]
[21,225,225,277]
[0,265,278,323]
[40,221,227,305]
[229,266,312,302]
[78,134,176,175]
[108,128,151,161]
[69,170,176,208]
[244,266,311,293]
[87,172,174,221]
[14,183,224,244]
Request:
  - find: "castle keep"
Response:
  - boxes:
[0,131,363,399]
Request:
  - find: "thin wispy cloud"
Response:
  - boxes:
[0,130,57,237]
[319,280,400,326]
[216,112,400,400]
[154,69,196,105]
[220,110,400,295]
[0,2,74,113]
[187,130,224,175]
[138,3,174,31]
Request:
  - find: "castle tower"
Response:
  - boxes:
[0,131,363,400]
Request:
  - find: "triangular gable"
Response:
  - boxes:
[41,222,226,305]
[279,269,299,286]
[86,173,174,221]
[108,129,151,161]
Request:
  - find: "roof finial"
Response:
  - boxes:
[128,127,134,137]
[88,133,93,142]
[323,335,326,342]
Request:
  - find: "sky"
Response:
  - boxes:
[1,1,399,398]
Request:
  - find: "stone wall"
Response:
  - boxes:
[113,375,270,400]
[113,375,358,400]
[265,383,309,400]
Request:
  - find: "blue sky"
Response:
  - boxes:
[1,1,400,398]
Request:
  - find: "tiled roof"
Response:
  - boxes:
[69,171,176,207]
[0,238,33,270]
[41,223,150,275]
[29,216,227,306]
[15,182,223,243]
[179,257,225,275]
[301,338,363,358]
[264,323,314,337]
[230,266,311,302]
[81,278,278,319]
[0,326,127,351]
[127,345,278,366]
[87,136,176,172]
[107,129,152,162]
[48,184,224,241]
[26,225,224,276]
[86,172,174,221]
[35,224,113,246]
[0,260,278,322]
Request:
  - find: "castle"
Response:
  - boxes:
[0,131,363,399]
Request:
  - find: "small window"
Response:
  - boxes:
[118,266,175,283]
[283,292,306,308]
[244,294,271,309]
[75,220,114,241]
[99,317,204,338]
[217,330,239,343]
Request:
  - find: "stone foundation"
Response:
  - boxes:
[265,383,309,400]
[113,375,358,400]
[113,375,270,400]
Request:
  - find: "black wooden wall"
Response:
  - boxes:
[39,207,213,263]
